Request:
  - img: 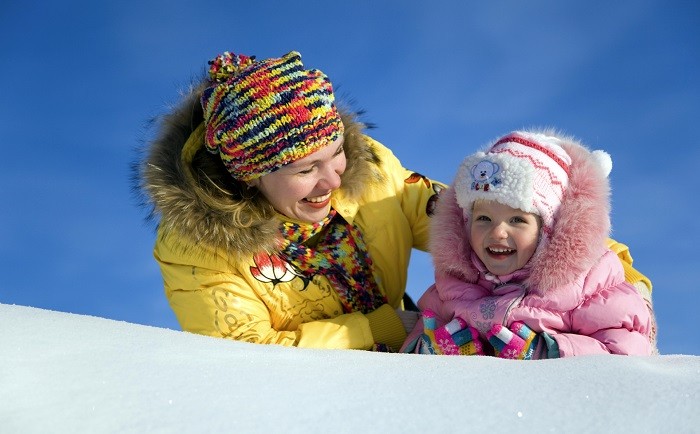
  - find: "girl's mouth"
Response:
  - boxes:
[487,247,515,257]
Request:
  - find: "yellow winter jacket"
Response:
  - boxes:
[142,87,444,350]
[153,135,442,350]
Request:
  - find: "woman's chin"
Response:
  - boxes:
[296,202,331,223]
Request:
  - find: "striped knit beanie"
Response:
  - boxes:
[201,51,344,182]
[454,131,573,232]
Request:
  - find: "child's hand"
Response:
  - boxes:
[486,321,559,359]
[417,309,484,355]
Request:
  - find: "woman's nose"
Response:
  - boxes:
[322,156,346,189]
[319,164,343,190]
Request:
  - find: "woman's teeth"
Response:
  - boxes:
[305,193,331,203]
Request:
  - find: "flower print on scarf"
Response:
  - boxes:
[250,252,307,288]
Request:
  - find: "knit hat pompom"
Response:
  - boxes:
[207,51,256,82]
[201,50,344,182]
[454,131,572,231]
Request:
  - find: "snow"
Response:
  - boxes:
[2,303,698,433]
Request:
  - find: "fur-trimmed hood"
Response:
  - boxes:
[135,79,383,258]
[429,130,612,294]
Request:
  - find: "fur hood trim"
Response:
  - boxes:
[429,129,611,294]
[136,79,383,258]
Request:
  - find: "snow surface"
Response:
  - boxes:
[2,303,698,434]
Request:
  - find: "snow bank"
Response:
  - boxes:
[1,303,698,433]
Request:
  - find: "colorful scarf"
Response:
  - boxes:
[279,209,386,314]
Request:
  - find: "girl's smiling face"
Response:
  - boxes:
[470,200,541,276]
[249,136,346,223]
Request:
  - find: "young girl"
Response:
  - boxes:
[401,129,652,358]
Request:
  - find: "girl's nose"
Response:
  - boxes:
[490,222,508,239]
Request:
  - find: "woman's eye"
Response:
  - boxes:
[297,167,314,175]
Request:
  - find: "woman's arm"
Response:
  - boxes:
[156,232,406,350]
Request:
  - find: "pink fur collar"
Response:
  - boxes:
[429,136,611,295]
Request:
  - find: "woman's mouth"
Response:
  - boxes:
[303,193,332,209]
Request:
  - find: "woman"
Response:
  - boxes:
[136,50,654,351]
[137,51,442,351]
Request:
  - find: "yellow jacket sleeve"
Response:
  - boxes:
[606,237,657,353]
[298,304,406,350]
[606,238,652,293]
[368,138,446,252]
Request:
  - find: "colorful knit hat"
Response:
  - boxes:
[454,131,575,231]
[201,51,344,182]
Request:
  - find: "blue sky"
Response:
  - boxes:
[1,1,698,355]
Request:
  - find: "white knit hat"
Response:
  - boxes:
[454,131,573,231]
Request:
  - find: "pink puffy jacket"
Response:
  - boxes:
[403,132,652,357]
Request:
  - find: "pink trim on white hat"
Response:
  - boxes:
[493,134,571,176]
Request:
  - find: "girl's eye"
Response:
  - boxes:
[474,215,490,222]
[334,145,345,156]
[297,167,315,175]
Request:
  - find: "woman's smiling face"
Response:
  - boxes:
[250,136,346,223]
